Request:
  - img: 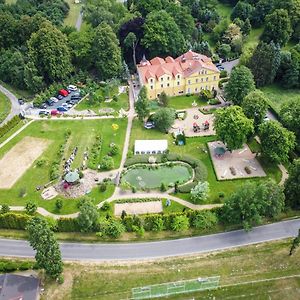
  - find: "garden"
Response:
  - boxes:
[0,118,127,213]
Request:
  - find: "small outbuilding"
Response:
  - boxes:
[0,274,40,300]
[134,140,168,155]
[64,171,80,184]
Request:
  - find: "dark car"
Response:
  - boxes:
[18,98,24,105]
[39,110,50,116]
[46,99,54,106]
[57,106,68,112]
[71,95,81,101]
[39,103,47,109]
[57,94,64,100]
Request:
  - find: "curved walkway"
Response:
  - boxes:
[0,218,299,261]
[0,84,21,125]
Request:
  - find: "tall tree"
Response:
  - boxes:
[251,0,276,27]
[92,23,122,80]
[142,10,186,57]
[248,41,281,87]
[77,200,99,232]
[135,0,163,17]
[242,90,269,128]
[135,86,150,121]
[261,9,292,47]
[231,1,254,21]
[124,32,138,67]
[214,106,254,150]
[153,107,176,132]
[27,21,72,83]
[259,120,296,163]
[284,159,300,209]
[280,99,300,140]
[26,217,63,279]
[225,66,255,105]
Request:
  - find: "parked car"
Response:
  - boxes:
[71,95,81,101]
[46,99,54,106]
[39,110,50,116]
[57,94,64,100]
[50,97,59,103]
[51,109,59,116]
[59,89,69,97]
[62,103,72,109]
[57,106,68,112]
[217,66,225,71]
[144,121,155,129]
[39,103,47,109]
[18,98,24,105]
[67,84,77,91]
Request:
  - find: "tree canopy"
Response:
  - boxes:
[284,159,300,209]
[214,106,254,150]
[153,107,176,132]
[135,86,150,121]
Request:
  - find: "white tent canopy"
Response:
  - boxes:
[134,140,168,155]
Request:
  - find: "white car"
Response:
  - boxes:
[67,85,77,91]
[50,97,59,103]
[62,103,72,109]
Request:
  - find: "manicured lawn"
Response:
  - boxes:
[129,119,281,204]
[168,94,207,110]
[261,84,300,113]
[0,119,127,213]
[0,91,11,124]
[64,0,82,27]
[41,239,300,300]
[76,85,129,114]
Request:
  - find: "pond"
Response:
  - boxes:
[122,164,192,189]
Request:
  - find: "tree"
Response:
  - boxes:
[77,201,99,232]
[231,1,254,21]
[92,23,122,80]
[153,108,176,133]
[26,217,63,278]
[159,91,169,107]
[289,229,300,256]
[192,211,218,230]
[25,201,37,215]
[135,0,163,17]
[160,182,167,192]
[225,66,255,105]
[222,181,284,230]
[190,181,210,204]
[142,10,186,57]
[214,106,254,150]
[151,215,164,231]
[241,18,251,35]
[0,204,10,214]
[242,90,269,128]
[55,199,63,211]
[104,219,125,238]
[28,21,72,83]
[100,155,114,170]
[248,41,281,87]
[218,43,231,59]
[259,121,296,163]
[171,215,190,231]
[135,86,150,121]
[284,159,300,209]
[252,0,276,27]
[124,32,138,67]
[280,99,300,140]
[262,9,292,47]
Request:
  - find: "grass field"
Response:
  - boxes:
[64,0,82,27]
[0,91,11,124]
[0,119,127,213]
[41,239,300,300]
[76,85,129,114]
[168,94,207,110]
[129,120,281,203]
[261,84,300,113]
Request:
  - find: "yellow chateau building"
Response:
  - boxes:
[137,50,220,100]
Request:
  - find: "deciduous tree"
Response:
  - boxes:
[153,107,176,132]
[284,159,300,209]
[77,201,99,232]
[190,181,210,204]
[135,86,150,121]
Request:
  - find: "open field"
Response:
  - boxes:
[261,84,300,113]
[64,0,82,27]
[129,120,281,203]
[0,137,51,188]
[168,95,207,110]
[0,91,10,124]
[41,239,300,300]
[0,119,127,213]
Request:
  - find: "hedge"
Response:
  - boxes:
[0,115,21,139]
[0,260,37,273]
[57,218,79,232]
[0,213,31,230]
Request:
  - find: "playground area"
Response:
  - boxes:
[0,137,50,188]
[208,141,266,180]
[114,200,163,216]
[170,108,215,137]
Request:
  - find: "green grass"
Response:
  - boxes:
[76,85,129,113]
[168,95,207,110]
[0,91,11,124]
[64,0,82,27]
[215,2,232,21]
[0,80,33,100]
[129,120,281,204]
[261,84,300,114]
[44,239,300,300]
[0,119,127,213]
[0,120,27,145]
[243,27,264,52]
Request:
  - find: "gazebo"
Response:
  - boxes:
[214,146,226,157]
[64,171,80,185]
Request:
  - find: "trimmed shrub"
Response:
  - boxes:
[0,213,31,230]
[0,116,21,139]
[189,210,218,230]
[177,182,197,193]
[57,218,79,232]
[170,215,190,231]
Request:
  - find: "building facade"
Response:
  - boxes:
[137,50,220,100]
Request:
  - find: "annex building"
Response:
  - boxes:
[137,50,220,100]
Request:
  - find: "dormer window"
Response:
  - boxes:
[150,78,153,83]
[161,77,163,82]
[177,75,180,79]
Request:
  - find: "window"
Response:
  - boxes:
[136,151,140,154]
[150,86,153,90]
[188,88,191,93]
[206,77,208,81]
[201,78,203,82]
[167,83,170,87]
[177,81,180,86]
[161,77,163,81]
[188,80,191,84]
[196,79,198,83]
[177,74,180,79]
[167,76,170,80]
[213,76,216,80]
[150,78,153,83]
[201,70,204,75]
[161,84,163,88]
[205,86,208,90]
[205,70,207,74]
[195,88,198,92]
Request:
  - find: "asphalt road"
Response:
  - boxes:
[0,219,299,261]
